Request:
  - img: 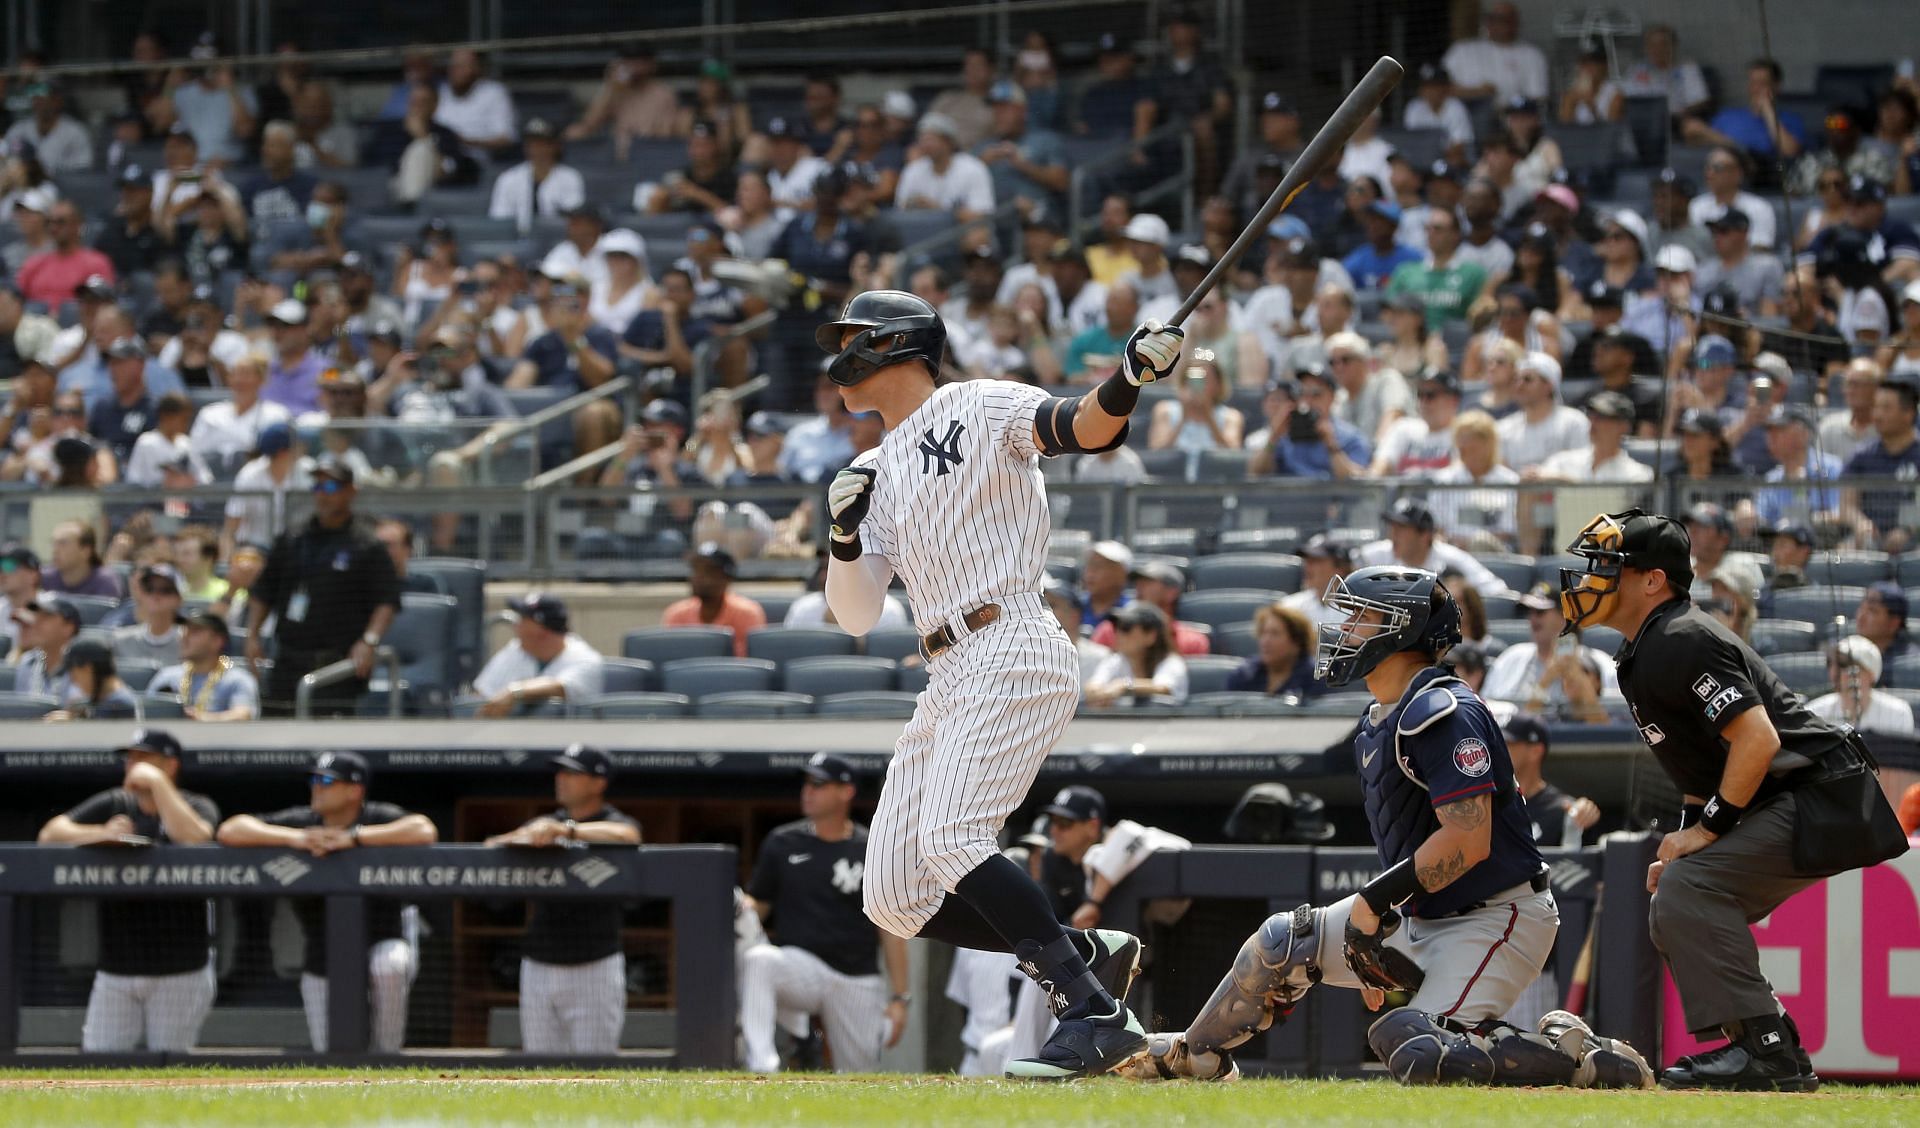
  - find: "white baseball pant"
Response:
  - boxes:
[976,974,1056,1076]
[300,938,417,1052]
[1317,886,1559,1021]
[81,963,216,1052]
[863,601,1080,938]
[739,943,888,1073]
[519,953,626,1054]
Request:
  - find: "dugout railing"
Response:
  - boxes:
[0,844,737,1068]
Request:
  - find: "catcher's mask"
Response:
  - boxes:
[1559,509,1693,634]
[1315,566,1460,687]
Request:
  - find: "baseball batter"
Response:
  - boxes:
[36,728,219,1052]
[484,743,641,1056]
[817,289,1182,1079]
[1122,568,1652,1088]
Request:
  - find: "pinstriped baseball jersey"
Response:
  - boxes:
[850,379,1054,631]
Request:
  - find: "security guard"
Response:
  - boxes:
[245,455,400,716]
[1558,508,1908,1092]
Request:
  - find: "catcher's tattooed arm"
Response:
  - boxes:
[1414,794,1492,892]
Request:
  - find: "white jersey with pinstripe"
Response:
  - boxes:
[852,378,1084,939]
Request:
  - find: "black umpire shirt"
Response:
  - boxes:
[64,787,220,976]
[1615,597,1846,799]
[747,820,878,978]
[263,800,411,976]
[252,515,400,655]
[521,805,641,966]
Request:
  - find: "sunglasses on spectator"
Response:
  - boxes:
[1417,389,1446,400]
[54,405,84,415]
[311,479,347,495]
[310,773,342,787]
[141,581,179,596]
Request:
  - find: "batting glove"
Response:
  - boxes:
[827,465,877,560]
[1122,320,1185,386]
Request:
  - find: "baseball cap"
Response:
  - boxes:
[1,543,40,572]
[1585,279,1624,309]
[1385,496,1436,533]
[1041,785,1107,823]
[1518,351,1561,390]
[184,610,230,639]
[802,752,856,784]
[1427,158,1464,183]
[1764,405,1817,431]
[1705,206,1751,231]
[690,541,738,577]
[116,162,149,187]
[987,79,1026,105]
[1266,214,1311,242]
[598,228,648,261]
[1847,174,1888,204]
[1300,533,1352,565]
[53,435,95,469]
[1604,209,1650,259]
[1383,291,1425,315]
[311,750,370,785]
[1832,634,1885,684]
[1503,95,1542,115]
[137,562,183,595]
[1686,501,1733,535]
[1502,712,1551,750]
[1593,326,1638,352]
[882,90,917,119]
[367,320,403,347]
[1692,335,1736,368]
[1260,91,1298,114]
[13,186,53,214]
[640,399,690,429]
[1365,198,1403,224]
[508,592,571,633]
[522,117,557,140]
[1121,213,1171,246]
[744,411,788,438]
[1535,183,1579,213]
[256,421,293,456]
[1130,560,1186,589]
[1096,32,1135,56]
[1021,205,1062,233]
[1865,580,1909,619]
[915,113,961,143]
[555,742,613,778]
[310,454,355,484]
[1416,62,1451,85]
[1611,511,1695,591]
[1448,639,1488,675]
[105,336,146,360]
[1294,360,1336,387]
[1653,245,1697,274]
[1705,556,1762,607]
[266,298,308,325]
[1701,285,1744,321]
[1586,390,1636,422]
[1419,368,1463,397]
[14,591,80,627]
[1771,519,1814,547]
[1089,540,1134,569]
[75,274,116,302]
[1173,243,1213,269]
[120,728,185,759]
[1518,580,1559,612]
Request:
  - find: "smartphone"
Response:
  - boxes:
[1287,404,1319,443]
[1183,368,1208,389]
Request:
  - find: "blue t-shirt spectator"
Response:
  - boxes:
[1844,433,1920,533]
[773,215,864,289]
[1753,453,1845,526]
[1708,105,1807,159]
[520,327,619,394]
[1076,77,1153,140]
[1274,418,1372,479]
[240,169,318,234]
[87,392,157,464]
[977,128,1068,210]
[1342,242,1423,291]
[625,308,713,353]
[1225,654,1324,699]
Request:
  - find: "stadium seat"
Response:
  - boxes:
[0,692,61,718]
[1897,552,1920,588]
[1133,528,1202,557]
[1765,653,1831,697]
[1216,528,1303,552]
[1188,553,1302,594]
[1186,691,1298,716]
[1891,653,1920,689]
[1805,553,1891,588]
[1481,592,1521,619]
[1176,589,1286,631]
[1212,621,1259,659]
[756,593,800,624]
[1138,448,1188,480]
[783,655,895,696]
[65,595,121,625]
[1375,127,1447,169]
[1622,94,1670,166]
[369,593,458,713]
[623,626,734,664]
[0,665,13,692]
[897,663,930,694]
[696,691,814,717]
[1195,449,1252,483]
[1306,692,1375,715]
[597,657,658,695]
[1486,620,1533,647]
[1767,587,1865,637]
[410,558,488,682]
[815,691,921,718]
[140,697,187,720]
[117,660,160,692]
[863,629,924,663]
[745,626,858,668]
[1184,655,1244,696]
[661,656,777,697]
[1477,554,1537,595]
[587,692,692,718]
[1750,619,1818,657]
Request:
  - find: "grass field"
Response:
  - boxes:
[0,1070,1913,1127]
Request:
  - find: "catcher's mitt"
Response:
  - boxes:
[1342,909,1425,993]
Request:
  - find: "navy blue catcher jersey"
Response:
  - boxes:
[1355,666,1543,918]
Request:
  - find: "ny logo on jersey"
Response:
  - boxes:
[918,420,966,476]
[831,857,865,895]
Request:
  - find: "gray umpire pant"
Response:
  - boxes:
[1648,793,1822,1036]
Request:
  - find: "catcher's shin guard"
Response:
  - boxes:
[1183,904,1323,1056]
[1538,1011,1656,1089]
[1367,1008,1497,1084]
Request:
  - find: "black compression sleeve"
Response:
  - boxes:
[1094,370,1141,416]
[1359,858,1424,915]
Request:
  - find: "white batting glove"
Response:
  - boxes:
[1122,320,1185,386]
[827,465,877,545]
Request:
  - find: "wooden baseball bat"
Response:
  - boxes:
[1562,890,1601,1016]
[1168,56,1405,328]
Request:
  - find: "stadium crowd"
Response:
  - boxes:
[0,7,1916,730]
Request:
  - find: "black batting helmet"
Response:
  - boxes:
[1315,566,1462,687]
[816,289,946,386]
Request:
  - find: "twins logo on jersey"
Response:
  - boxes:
[918,420,966,476]
[831,858,865,895]
[1453,738,1491,777]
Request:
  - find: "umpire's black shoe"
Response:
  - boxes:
[1006,999,1148,1081]
[1082,929,1144,1005]
[1659,1015,1819,1092]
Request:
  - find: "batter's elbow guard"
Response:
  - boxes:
[1034,394,1130,457]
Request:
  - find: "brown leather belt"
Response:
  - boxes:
[920,603,1002,662]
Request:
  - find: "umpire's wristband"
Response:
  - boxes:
[1698,793,1745,837]
[1358,858,1424,917]
[1678,802,1707,830]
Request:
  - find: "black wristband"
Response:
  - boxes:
[1094,371,1141,417]
[1359,858,1424,916]
[828,534,862,563]
[1678,802,1707,830]
[1699,793,1744,836]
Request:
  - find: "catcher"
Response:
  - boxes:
[1123,567,1652,1087]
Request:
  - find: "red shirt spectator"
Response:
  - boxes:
[661,543,766,657]
[1089,561,1211,656]
[16,200,117,307]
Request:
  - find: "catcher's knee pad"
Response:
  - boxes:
[1367,1008,1494,1085]
[1470,1020,1579,1086]
[1185,904,1323,1055]
[1538,1010,1656,1089]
